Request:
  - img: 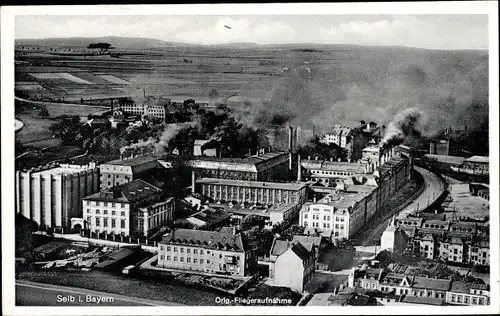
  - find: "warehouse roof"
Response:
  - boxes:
[103,155,159,167]
[196,178,306,191]
[464,156,489,164]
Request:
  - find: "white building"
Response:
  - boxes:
[15,163,99,230]
[321,125,352,147]
[299,186,378,240]
[82,179,165,237]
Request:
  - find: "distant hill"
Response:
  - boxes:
[15,36,200,49]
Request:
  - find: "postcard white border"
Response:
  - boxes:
[2,2,499,315]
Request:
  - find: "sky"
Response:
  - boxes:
[15,15,488,50]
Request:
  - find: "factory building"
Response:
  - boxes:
[300,158,369,185]
[118,96,172,121]
[15,163,100,231]
[299,185,379,240]
[196,178,307,206]
[187,151,290,183]
[320,122,382,160]
[82,179,172,237]
[157,227,258,277]
[98,154,180,191]
[461,156,489,175]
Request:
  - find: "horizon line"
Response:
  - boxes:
[14,35,489,52]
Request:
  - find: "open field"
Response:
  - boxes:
[15,115,60,147]
[15,38,488,140]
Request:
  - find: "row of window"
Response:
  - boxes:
[86,201,126,208]
[87,209,126,216]
[160,256,213,264]
[87,216,126,229]
[310,170,354,176]
[450,294,485,305]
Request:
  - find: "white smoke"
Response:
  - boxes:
[380,108,425,147]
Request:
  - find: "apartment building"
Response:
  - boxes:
[299,186,378,240]
[197,178,307,206]
[157,227,257,277]
[446,282,490,306]
[15,162,100,230]
[82,179,167,237]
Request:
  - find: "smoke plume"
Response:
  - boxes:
[380,108,425,147]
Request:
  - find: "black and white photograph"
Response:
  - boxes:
[1,2,498,315]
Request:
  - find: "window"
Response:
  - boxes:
[478,298,484,305]
[304,221,308,227]
[104,210,108,215]
[200,259,204,264]
[304,214,308,219]
[160,255,164,260]
[464,296,470,304]
[180,257,184,262]
[340,217,344,222]
[96,218,100,227]
[86,216,92,225]
[104,202,108,207]
[200,250,204,255]
[335,224,339,229]
[111,219,116,228]
[112,211,116,216]
[96,209,100,214]
[120,220,125,229]
[121,204,125,208]
[174,257,178,261]
[180,248,184,253]
[472,297,477,304]
[103,218,108,227]
[219,254,222,258]
[121,211,125,216]
[86,201,90,205]
[174,247,178,252]
[167,246,171,251]
[167,256,171,261]
[96,202,100,206]
[112,203,115,207]
[454,249,458,254]
[193,249,198,254]
[207,251,210,254]
[187,249,191,254]
[193,258,197,263]
[340,225,344,230]
[207,260,210,264]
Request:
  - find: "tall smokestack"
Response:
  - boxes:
[289,126,293,170]
[191,171,196,194]
[297,153,302,182]
[312,125,316,137]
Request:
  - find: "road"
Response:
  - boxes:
[16,280,179,306]
[399,166,446,216]
[356,166,446,246]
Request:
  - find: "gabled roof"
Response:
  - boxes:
[161,227,246,252]
[413,276,451,291]
[290,242,311,262]
[270,239,290,257]
[83,179,162,203]
[292,235,322,250]
[464,156,488,164]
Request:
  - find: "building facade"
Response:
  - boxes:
[299,186,379,240]
[300,159,369,186]
[157,227,257,277]
[273,241,316,293]
[99,155,161,191]
[15,163,99,230]
[82,179,164,237]
[197,178,307,206]
[462,156,489,175]
[187,151,290,183]
[134,198,175,237]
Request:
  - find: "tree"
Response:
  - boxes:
[49,115,82,145]
[37,107,50,118]
[281,225,305,241]
[240,215,265,231]
[244,226,274,256]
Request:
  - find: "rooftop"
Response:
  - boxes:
[83,179,162,203]
[412,276,451,291]
[196,178,307,191]
[270,239,290,257]
[161,227,246,252]
[103,155,160,167]
[464,156,489,164]
[422,154,466,166]
[187,151,288,172]
[27,163,97,176]
[291,235,322,249]
[401,296,445,306]
[301,160,367,173]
